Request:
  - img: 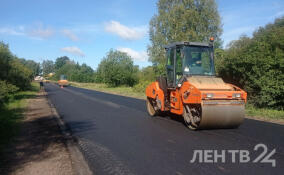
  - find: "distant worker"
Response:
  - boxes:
[39,81,43,90]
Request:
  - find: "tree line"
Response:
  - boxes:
[42,50,150,88]
[215,17,284,109]
[1,0,283,110]
[0,42,40,106]
[42,56,94,83]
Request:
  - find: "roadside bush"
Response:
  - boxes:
[0,42,33,91]
[7,59,33,90]
[133,66,156,93]
[96,49,138,87]
[93,71,103,83]
[0,80,18,105]
[133,80,152,93]
[217,17,284,109]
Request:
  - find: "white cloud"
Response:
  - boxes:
[117,47,148,62]
[61,46,85,57]
[28,25,54,39]
[0,27,25,36]
[105,21,146,40]
[0,23,54,40]
[62,29,79,41]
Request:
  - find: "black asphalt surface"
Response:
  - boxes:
[44,83,284,175]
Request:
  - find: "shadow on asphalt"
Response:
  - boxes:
[62,117,97,136]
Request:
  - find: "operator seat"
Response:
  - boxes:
[157,76,169,106]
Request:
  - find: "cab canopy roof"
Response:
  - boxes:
[164,41,211,49]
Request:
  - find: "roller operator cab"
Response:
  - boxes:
[58,74,69,87]
[145,40,247,130]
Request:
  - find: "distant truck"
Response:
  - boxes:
[58,75,69,87]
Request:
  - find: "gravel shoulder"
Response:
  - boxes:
[0,90,75,175]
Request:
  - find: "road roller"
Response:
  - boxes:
[145,39,247,130]
[58,74,69,87]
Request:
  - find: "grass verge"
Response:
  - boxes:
[245,104,284,122]
[70,82,284,123]
[70,82,146,99]
[0,82,39,153]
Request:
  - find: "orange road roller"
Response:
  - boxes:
[58,74,69,87]
[146,39,247,130]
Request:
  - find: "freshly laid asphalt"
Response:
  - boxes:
[44,83,284,175]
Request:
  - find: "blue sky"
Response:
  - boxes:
[1,0,283,69]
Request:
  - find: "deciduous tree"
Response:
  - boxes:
[96,49,138,87]
[148,0,222,74]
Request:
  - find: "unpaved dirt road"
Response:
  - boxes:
[44,83,284,175]
[0,91,73,175]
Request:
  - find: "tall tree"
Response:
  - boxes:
[148,0,222,74]
[96,49,138,87]
[42,60,55,75]
[0,42,12,81]
[55,56,70,70]
[19,59,41,76]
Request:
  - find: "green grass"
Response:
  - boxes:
[71,82,284,122]
[70,82,146,99]
[0,82,39,152]
[245,104,284,120]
